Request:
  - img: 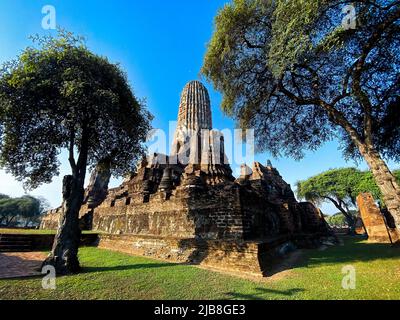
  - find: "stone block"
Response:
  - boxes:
[357,193,398,244]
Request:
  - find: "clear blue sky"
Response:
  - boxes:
[0,0,398,214]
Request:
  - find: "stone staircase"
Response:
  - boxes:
[0,234,33,252]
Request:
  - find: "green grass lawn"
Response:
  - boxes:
[0,228,57,235]
[0,236,399,300]
[0,228,97,235]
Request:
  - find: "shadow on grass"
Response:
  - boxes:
[226,287,305,300]
[259,236,400,277]
[294,236,400,269]
[82,236,399,280]
[82,262,178,273]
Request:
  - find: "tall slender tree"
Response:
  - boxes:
[202,0,400,228]
[0,31,152,274]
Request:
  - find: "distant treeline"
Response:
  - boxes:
[0,194,49,228]
[325,211,358,228]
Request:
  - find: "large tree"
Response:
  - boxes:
[297,168,400,231]
[202,0,400,228]
[0,31,152,274]
[296,168,362,231]
[0,195,18,226]
[325,212,358,229]
[0,195,46,227]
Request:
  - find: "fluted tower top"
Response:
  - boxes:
[177,80,212,130]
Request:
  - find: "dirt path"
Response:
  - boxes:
[0,252,47,279]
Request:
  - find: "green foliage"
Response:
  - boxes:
[0,228,95,234]
[296,167,361,229]
[325,211,357,227]
[0,30,153,189]
[202,0,400,162]
[0,194,47,226]
[269,0,330,76]
[325,213,346,227]
[296,168,360,207]
[297,168,400,208]
[0,194,10,200]
[354,171,383,202]
[202,0,273,117]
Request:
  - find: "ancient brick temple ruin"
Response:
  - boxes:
[356,193,399,244]
[41,80,332,276]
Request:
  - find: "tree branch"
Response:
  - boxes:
[323,195,354,224]
[76,124,89,181]
[243,35,264,49]
[278,72,367,152]
[68,130,77,174]
[352,5,400,146]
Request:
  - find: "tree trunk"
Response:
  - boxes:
[342,204,356,235]
[5,215,16,227]
[324,196,355,234]
[361,148,400,229]
[337,208,355,234]
[42,126,89,275]
[42,174,85,275]
[344,214,356,235]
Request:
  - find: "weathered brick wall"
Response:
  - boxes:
[297,202,330,234]
[40,208,61,230]
[0,232,98,250]
[93,184,245,240]
[239,165,309,238]
[357,193,399,244]
[92,167,329,242]
[97,234,195,262]
[187,183,244,239]
[93,189,194,237]
[97,234,264,276]
[190,240,262,276]
[239,182,321,240]
[355,214,366,235]
[239,186,281,239]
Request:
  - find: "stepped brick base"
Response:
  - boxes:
[0,233,99,252]
[0,235,33,252]
[97,233,329,277]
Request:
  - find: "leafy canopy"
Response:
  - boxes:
[202,0,400,161]
[296,168,400,207]
[296,168,361,207]
[0,195,47,225]
[0,31,153,189]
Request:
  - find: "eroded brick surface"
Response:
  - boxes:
[357,193,399,243]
